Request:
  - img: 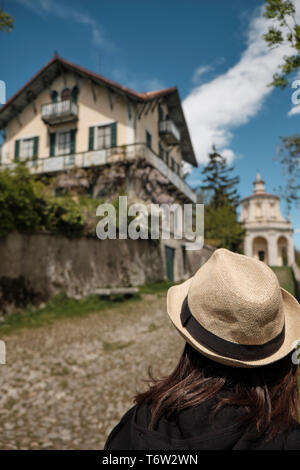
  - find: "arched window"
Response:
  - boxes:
[61,88,72,101]
[253,236,268,264]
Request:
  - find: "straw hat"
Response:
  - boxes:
[167,248,300,368]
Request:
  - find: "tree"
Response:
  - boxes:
[0,8,14,32]
[201,146,240,208]
[263,0,300,88]
[199,147,245,252]
[204,203,245,253]
[263,0,300,206]
[276,135,300,209]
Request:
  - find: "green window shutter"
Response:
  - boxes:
[51,90,58,103]
[88,126,94,151]
[32,136,39,160]
[70,129,76,154]
[14,140,20,162]
[111,122,117,147]
[71,86,78,103]
[50,133,56,157]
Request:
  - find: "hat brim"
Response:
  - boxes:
[167,278,300,368]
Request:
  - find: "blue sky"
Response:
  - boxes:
[1,0,300,247]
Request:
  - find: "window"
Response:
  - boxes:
[21,138,34,160]
[146,130,152,149]
[61,88,72,101]
[14,137,39,162]
[89,123,116,151]
[57,131,71,155]
[96,125,112,150]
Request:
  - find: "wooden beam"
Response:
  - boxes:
[26,90,37,114]
[90,79,97,102]
[144,101,153,116]
[42,75,52,94]
[11,105,22,127]
[108,89,117,111]
[137,102,147,120]
[150,98,160,113]
[126,99,133,120]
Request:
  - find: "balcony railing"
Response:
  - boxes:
[159,119,181,144]
[0,144,196,202]
[41,99,78,124]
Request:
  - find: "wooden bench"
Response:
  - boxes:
[94,287,139,297]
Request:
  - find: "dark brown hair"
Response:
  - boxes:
[135,343,299,440]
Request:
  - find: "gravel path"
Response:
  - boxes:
[0,293,184,449]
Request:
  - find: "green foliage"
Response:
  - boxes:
[263,1,300,208]
[263,0,300,87]
[0,8,14,32]
[138,280,176,294]
[201,146,240,208]
[0,165,85,239]
[197,147,244,252]
[204,203,245,252]
[43,195,85,238]
[276,134,300,208]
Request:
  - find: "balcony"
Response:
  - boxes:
[159,119,180,144]
[0,144,196,202]
[41,99,78,125]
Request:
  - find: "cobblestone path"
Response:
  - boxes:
[0,293,183,449]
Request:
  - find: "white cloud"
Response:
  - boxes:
[183,5,298,164]
[192,58,225,85]
[192,65,214,84]
[15,0,114,49]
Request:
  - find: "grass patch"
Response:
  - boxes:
[270,266,296,296]
[0,292,141,336]
[138,280,176,295]
[0,280,175,336]
[102,340,135,352]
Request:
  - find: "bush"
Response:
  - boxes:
[204,203,245,252]
[0,165,85,238]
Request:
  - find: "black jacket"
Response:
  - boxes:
[104,398,300,450]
